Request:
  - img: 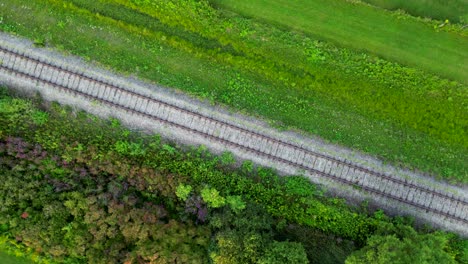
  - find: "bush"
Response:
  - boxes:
[346,223,458,264]
[345,233,456,264]
[259,241,308,264]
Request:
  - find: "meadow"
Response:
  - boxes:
[360,0,468,23]
[0,0,466,183]
[211,0,468,83]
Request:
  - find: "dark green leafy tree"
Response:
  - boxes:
[209,203,308,263]
[345,226,456,264]
[258,241,308,264]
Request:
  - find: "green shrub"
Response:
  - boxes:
[176,184,193,201]
[345,232,456,264]
[201,187,226,208]
[226,195,246,214]
[31,110,49,126]
[258,241,308,264]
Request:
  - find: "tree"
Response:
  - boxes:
[209,203,309,264]
[345,231,456,264]
[258,241,308,264]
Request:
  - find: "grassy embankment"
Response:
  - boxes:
[0,0,466,184]
[360,0,468,23]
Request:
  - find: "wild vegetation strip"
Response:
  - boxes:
[0,0,466,184]
[211,0,468,83]
[0,88,466,263]
[360,0,468,23]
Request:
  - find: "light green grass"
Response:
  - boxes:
[361,0,468,23]
[0,251,33,264]
[211,0,468,84]
[0,0,466,183]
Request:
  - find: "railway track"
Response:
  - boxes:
[0,44,467,227]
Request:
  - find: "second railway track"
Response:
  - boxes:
[0,40,467,233]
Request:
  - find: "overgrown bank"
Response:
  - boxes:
[0,87,466,263]
[0,0,466,183]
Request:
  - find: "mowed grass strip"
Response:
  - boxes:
[0,0,466,183]
[0,251,34,264]
[211,0,468,83]
[361,0,468,23]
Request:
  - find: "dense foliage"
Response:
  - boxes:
[0,93,311,263]
[0,88,466,263]
[345,222,462,264]
[0,0,466,182]
[0,143,210,263]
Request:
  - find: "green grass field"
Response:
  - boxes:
[0,0,466,183]
[361,0,468,23]
[211,0,468,83]
[0,251,33,264]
